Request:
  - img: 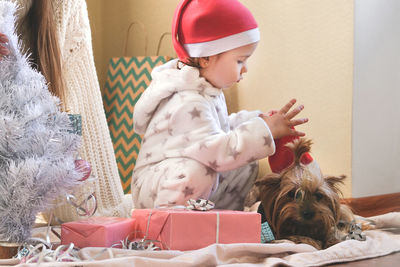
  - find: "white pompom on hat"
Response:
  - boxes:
[172,0,260,63]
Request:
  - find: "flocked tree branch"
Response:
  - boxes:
[0,1,84,243]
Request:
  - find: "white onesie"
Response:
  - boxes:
[132,59,275,210]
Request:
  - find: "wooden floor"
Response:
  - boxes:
[341,192,400,217]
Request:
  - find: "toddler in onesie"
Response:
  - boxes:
[131,0,310,210]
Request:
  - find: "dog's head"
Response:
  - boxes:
[256,138,347,244]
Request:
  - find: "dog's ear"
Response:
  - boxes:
[255,173,282,189]
[324,175,348,222]
[256,173,285,237]
[325,175,346,194]
[255,173,282,203]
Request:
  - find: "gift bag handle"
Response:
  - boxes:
[123,21,148,56]
[156,32,171,56]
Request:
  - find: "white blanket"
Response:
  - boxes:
[1,212,399,266]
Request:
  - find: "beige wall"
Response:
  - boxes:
[87,0,353,197]
[86,0,179,88]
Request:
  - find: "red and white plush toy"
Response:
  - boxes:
[268,135,314,173]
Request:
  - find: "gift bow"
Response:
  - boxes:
[155,198,215,211]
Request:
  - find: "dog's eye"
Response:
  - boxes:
[315,192,323,200]
[295,191,302,200]
[337,221,346,229]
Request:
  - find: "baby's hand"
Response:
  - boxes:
[0,33,10,60]
[260,99,308,139]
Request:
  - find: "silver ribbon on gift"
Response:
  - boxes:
[155,199,215,211]
[186,199,215,211]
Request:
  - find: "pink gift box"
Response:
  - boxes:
[131,209,261,251]
[61,217,135,248]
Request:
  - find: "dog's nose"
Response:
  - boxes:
[302,210,315,220]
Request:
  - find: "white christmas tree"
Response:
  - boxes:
[0,1,84,243]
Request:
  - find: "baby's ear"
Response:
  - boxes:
[198,57,210,68]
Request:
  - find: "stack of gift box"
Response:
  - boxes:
[61,208,261,250]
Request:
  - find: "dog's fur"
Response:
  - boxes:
[255,138,355,249]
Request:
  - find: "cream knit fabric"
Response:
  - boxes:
[12,0,132,222]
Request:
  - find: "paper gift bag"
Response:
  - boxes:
[131,209,261,251]
[61,216,136,248]
[103,22,173,193]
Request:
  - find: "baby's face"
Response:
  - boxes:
[200,42,258,89]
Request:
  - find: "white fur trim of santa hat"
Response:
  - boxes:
[184,28,260,58]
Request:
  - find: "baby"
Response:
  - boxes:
[131,0,308,210]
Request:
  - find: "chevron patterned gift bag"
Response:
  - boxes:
[103,23,172,193]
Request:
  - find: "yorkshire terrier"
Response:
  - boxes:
[253,138,362,249]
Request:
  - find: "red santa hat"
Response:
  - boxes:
[269,135,314,173]
[172,0,260,62]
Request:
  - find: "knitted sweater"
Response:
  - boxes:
[13,0,131,221]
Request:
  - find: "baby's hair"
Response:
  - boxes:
[177,57,202,69]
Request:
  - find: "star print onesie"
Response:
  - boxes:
[132,59,275,210]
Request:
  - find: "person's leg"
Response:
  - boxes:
[132,158,218,208]
[210,161,259,210]
[131,164,160,209]
[156,158,218,207]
